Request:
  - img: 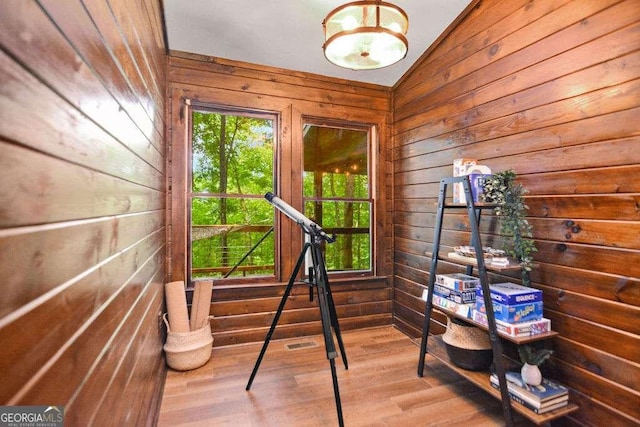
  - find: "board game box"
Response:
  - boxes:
[476,282,542,305]
[473,311,551,337]
[435,273,480,291]
[476,298,543,323]
[434,283,476,304]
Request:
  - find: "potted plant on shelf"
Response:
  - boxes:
[481,169,537,285]
[518,344,553,386]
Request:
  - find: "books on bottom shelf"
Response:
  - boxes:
[489,372,569,414]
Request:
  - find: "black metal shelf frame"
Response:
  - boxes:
[417,175,515,426]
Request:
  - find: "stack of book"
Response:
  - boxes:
[489,371,569,414]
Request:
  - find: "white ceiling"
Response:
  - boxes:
[163,0,472,87]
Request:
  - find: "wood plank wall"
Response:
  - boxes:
[392,0,640,426]
[167,52,394,346]
[0,0,167,424]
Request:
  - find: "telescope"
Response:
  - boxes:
[249,192,347,427]
[265,192,336,243]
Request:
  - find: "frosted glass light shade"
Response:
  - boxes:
[323,1,408,70]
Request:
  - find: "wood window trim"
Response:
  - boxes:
[167,90,390,286]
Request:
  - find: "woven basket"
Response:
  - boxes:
[442,316,493,371]
[163,314,213,371]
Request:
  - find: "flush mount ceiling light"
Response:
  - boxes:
[322,1,409,70]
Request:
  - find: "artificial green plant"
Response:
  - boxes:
[481,169,537,285]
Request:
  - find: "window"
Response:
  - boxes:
[187,107,375,282]
[190,109,275,279]
[302,122,372,272]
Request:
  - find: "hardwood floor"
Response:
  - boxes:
[158,326,536,426]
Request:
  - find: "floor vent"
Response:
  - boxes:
[286,341,318,351]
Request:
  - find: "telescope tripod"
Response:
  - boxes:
[246,232,348,427]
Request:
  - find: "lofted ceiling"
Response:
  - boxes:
[163,0,473,87]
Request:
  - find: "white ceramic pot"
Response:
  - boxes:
[521,363,542,386]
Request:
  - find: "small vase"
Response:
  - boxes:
[521,363,542,386]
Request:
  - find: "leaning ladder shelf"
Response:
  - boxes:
[417,176,578,426]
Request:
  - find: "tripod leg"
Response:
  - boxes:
[329,358,345,427]
[246,243,310,391]
[311,241,345,426]
[315,273,339,359]
[316,277,345,427]
[324,273,348,370]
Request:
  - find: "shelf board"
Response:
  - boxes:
[424,336,579,425]
[431,306,558,344]
[444,252,523,272]
[442,202,497,209]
